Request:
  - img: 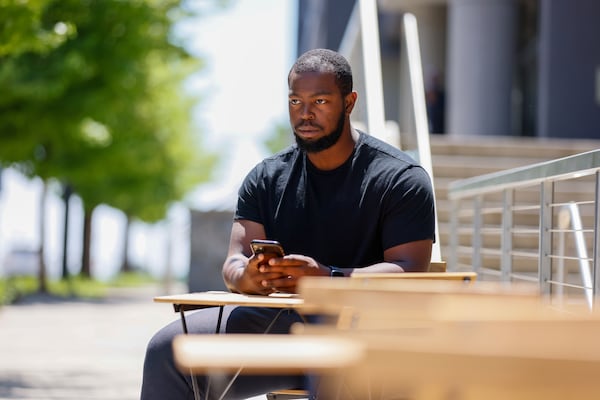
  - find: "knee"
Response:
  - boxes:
[145,323,179,365]
[142,323,192,400]
[226,307,301,333]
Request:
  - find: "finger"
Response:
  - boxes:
[268,257,299,266]
[260,274,293,288]
[259,264,288,273]
[273,274,296,289]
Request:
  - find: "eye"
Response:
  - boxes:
[315,98,327,105]
[289,98,301,106]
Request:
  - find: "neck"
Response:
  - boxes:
[306,126,359,171]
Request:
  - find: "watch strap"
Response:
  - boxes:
[327,265,345,277]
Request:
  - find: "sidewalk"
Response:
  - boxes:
[0,283,186,400]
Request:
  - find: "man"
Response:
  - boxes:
[141,48,435,400]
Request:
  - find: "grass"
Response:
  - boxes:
[0,276,39,305]
[0,271,159,305]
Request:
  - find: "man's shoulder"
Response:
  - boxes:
[261,144,298,164]
[358,132,418,166]
[254,145,300,174]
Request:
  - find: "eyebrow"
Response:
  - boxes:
[289,90,336,97]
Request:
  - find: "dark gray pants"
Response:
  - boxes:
[140,306,306,400]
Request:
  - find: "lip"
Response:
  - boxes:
[296,125,321,136]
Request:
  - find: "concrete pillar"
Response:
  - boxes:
[447,0,517,136]
[537,0,600,139]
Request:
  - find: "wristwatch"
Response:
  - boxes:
[327,265,345,277]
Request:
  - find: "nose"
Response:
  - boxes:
[300,104,314,120]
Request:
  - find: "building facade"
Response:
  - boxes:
[296,0,600,139]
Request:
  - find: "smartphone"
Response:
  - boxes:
[250,239,285,257]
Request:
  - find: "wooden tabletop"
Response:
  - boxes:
[172,333,362,374]
[154,290,304,309]
[350,271,477,280]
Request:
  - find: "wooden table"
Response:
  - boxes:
[154,291,304,333]
[350,271,477,281]
[154,291,305,400]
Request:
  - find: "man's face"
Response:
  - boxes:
[288,71,347,153]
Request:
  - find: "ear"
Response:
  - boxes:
[345,91,358,114]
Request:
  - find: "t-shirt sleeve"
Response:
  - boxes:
[381,165,436,249]
[234,165,264,224]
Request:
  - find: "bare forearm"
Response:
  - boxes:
[347,262,406,275]
[222,255,248,293]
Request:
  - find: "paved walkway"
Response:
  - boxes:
[0,283,188,399]
[0,283,270,400]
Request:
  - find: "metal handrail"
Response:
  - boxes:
[448,149,600,306]
[357,0,386,137]
[402,13,441,263]
[448,149,600,199]
[339,1,441,262]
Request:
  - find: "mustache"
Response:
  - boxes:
[295,121,323,130]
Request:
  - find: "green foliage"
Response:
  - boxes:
[0,0,217,221]
[0,275,106,304]
[48,275,107,298]
[0,0,72,56]
[0,276,38,305]
[0,271,159,305]
[264,120,293,154]
[109,270,157,287]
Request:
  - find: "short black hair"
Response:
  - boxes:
[289,48,353,97]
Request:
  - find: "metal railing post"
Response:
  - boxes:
[449,199,460,271]
[472,196,483,273]
[557,207,569,302]
[567,202,593,309]
[539,181,553,295]
[594,171,600,304]
[501,189,514,281]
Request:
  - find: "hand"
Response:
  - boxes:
[242,253,283,295]
[257,254,329,294]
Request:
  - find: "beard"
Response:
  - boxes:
[293,111,345,153]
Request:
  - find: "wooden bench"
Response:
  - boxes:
[172,290,600,399]
[311,319,600,399]
[296,277,598,398]
[171,277,596,399]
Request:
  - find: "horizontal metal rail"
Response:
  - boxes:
[448,149,600,200]
[448,149,600,308]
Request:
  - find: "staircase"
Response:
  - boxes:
[429,134,600,273]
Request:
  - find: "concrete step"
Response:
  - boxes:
[430,134,600,159]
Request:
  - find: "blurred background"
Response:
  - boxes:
[2,2,599,399]
[1,0,599,298]
[0,0,296,297]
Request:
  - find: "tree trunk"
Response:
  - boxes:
[80,207,94,278]
[38,180,48,293]
[61,183,72,280]
[120,215,132,273]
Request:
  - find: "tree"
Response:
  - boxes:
[264,120,293,154]
[0,0,217,282]
[0,0,70,57]
[1,0,73,288]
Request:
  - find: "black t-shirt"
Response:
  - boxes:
[235,132,435,268]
